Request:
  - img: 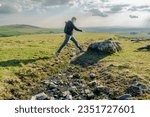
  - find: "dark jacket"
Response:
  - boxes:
[64,20,82,35]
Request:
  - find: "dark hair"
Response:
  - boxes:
[72,17,77,21]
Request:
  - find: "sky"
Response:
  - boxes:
[0,0,150,28]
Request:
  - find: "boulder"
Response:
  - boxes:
[126,82,149,97]
[125,85,143,96]
[48,82,58,90]
[94,86,110,95]
[31,92,50,100]
[69,86,79,96]
[85,89,91,94]
[62,91,73,100]
[117,94,132,100]
[73,73,80,79]
[87,39,122,54]
[138,45,150,51]
[89,73,96,79]
[88,81,97,87]
[87,92,95,100]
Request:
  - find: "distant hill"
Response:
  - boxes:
[83,27,150,33]
[0,24,62,37]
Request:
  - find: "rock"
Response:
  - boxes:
[62,91,73,100]
[137,83,149,93]
[126,85,143,96]
[40,80,50,85]
[74,79,84,84]
[48,82,57,90]
[108,64,116,67]
[72,79,84,86]
[87,39,122,54]
[137,83,147,90]
[126,81,149,96]
[113,90,120,97]
[40,80,50,88]
[58,73,62,76]
[58,80,64,85]
[72,48,77,56]
[62,91,70,97]
[73,82,80,86]
[73,73,80,79]
[54,95,59,98]
[87,92,95,100]
[77,96,87,100]
[50,97,55,100]
[69,86,78,96]
[85,89,91,94]
[88,81,97,87]
[138,45,150,51]
[70,86,77,90]
[68,75,73,78]
[31,92,50,100]
[51,88,58,92]
[77,96,84,100]
[117,94,132,100]
[94,86,110,95]
[66,94,73,100]
[129,77,139,85]
[89,73,96,79]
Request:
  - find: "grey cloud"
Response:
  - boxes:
[0,0,31,14]
[85,4,130,17]
[108,4,130,13]
[129,15,139,19]
[31,0,74,6]
[0,4,19,14]
[0,0,75,14]
[89,9,108,17]
[128,5,150,12]
[135,5,149,9]
[100,0,109,2]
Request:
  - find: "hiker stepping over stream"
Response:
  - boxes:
[56,17,84,57]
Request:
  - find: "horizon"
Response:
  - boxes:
[0,0,150,28]
[1,24,150,29]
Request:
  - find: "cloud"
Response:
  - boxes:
[82,0,130,17]
[0,0,150,28]
[0,0,33,14]
[100,0,109,2]
[88,9,108,17]
[128,5,150,12]
[108,4,130,13]
[31,0,74,6]
[0,0,75,15]
[129,15,139,19]
[0,4,19,14]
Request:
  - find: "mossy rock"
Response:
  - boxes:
[87,39,122,54]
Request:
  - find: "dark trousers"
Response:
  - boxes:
[57,34,82,53]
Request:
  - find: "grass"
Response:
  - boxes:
[117,32,150,39]
[0,24,62,37]
[0,32,149,99]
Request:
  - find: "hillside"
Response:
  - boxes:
[83,27,150,33]
[0,24,62,37]
[0,33,149,100]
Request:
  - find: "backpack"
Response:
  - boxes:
[64,21,72,34]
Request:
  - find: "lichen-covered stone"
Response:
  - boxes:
[87,39,122,54]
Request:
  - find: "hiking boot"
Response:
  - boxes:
[80,49,85,53]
